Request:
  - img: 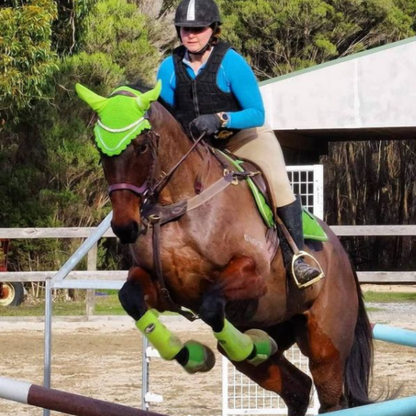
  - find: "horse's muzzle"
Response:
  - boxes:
[111,220,141,244]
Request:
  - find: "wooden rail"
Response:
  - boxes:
[0,226,414,284]
[331,225,416,236]
[0,375,167,416]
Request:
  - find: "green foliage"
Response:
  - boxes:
[217,0,416,78]
[0,0,162,273]
[0,0,58,127]
[0,51,124,271]
[52,0,97,55]
[83,0,160,84]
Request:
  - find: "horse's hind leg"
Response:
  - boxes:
[298,313,348,413]
[230,352,312,416]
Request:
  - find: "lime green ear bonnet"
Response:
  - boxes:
[75,81,162,156]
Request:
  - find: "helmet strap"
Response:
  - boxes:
[188,40,212,55]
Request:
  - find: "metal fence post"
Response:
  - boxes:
[86,243,98,319]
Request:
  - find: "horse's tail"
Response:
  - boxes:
[344,268,373,407]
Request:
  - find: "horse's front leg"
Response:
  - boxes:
[200,256,277,366]
[119,268,215,374]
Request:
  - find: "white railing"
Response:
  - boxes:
[222,350,319,416]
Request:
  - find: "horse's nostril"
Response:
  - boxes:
[111,221,140,244]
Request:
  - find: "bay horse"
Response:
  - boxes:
[76,81,373,415]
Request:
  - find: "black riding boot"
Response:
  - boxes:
[276,196,322,286]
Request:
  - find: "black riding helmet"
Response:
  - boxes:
[175,0,222,54]
[175,0,221,28]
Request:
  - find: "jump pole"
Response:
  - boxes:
[322,396,416,416]
[0,376,166,416]
[372,323,416,348]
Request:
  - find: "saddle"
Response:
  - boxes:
[216,149,328,242]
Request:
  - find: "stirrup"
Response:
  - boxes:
[291,251,325,289]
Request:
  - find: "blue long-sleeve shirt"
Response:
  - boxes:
[157,48,265,129]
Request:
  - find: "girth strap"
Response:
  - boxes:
[150,217,198,321]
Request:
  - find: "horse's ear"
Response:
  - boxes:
[135,80,162,111]
[75,83,109,113]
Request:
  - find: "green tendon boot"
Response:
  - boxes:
[136,310,184,360]
[181,341,216,374]
[276,196,324,289]
[136,310,215,373]
[214,320,277,366]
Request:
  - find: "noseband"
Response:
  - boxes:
[107,129,160,200]
[108,182,149,197]
[107,125,206,203]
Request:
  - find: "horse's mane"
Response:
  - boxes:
[126,79,151,93]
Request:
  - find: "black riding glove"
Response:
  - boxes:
[118,279,146,321]
[190,114,221,137]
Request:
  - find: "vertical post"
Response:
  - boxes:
[42,212,112,416]
[43,277,53,416]
[142,337,149,410]
[222,356,229,416]
[313,164,324,219]
[86,243,98,319]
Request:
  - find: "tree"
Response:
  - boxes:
[217,0,415,78]
[0,0,164,272]
[82,0,160,84]
[0,0,57,127]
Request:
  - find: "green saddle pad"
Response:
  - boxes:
[219,150,328,242]
[302,209,328,242]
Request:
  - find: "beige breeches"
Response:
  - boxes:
[225,125,295,208]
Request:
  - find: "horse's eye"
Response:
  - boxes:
[137,144,149,154]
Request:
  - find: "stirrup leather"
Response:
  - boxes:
[291,251,325,289]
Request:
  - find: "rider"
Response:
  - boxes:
[157,0,322,287]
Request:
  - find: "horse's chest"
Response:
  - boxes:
[131,233,211,292]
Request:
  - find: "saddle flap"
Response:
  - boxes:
[238,160,273,208]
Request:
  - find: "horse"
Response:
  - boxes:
[76,81,373,416]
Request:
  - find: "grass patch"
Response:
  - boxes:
[363,291,416,303]
[0,301,87,317]
[0,293,124,317]
[366,307,385,312]
[95,293,125,315]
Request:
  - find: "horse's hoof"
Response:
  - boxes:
[181,341,216,374]
[244,329,278,366]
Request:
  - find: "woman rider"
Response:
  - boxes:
[157,0,321,287]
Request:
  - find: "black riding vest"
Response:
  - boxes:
[172,42,241,133]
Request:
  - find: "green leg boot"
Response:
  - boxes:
[214,320,277,366]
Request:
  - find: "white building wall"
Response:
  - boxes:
[260,37,416,131]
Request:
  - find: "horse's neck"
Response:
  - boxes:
[153,108,219,203]
[158,137,207,202]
